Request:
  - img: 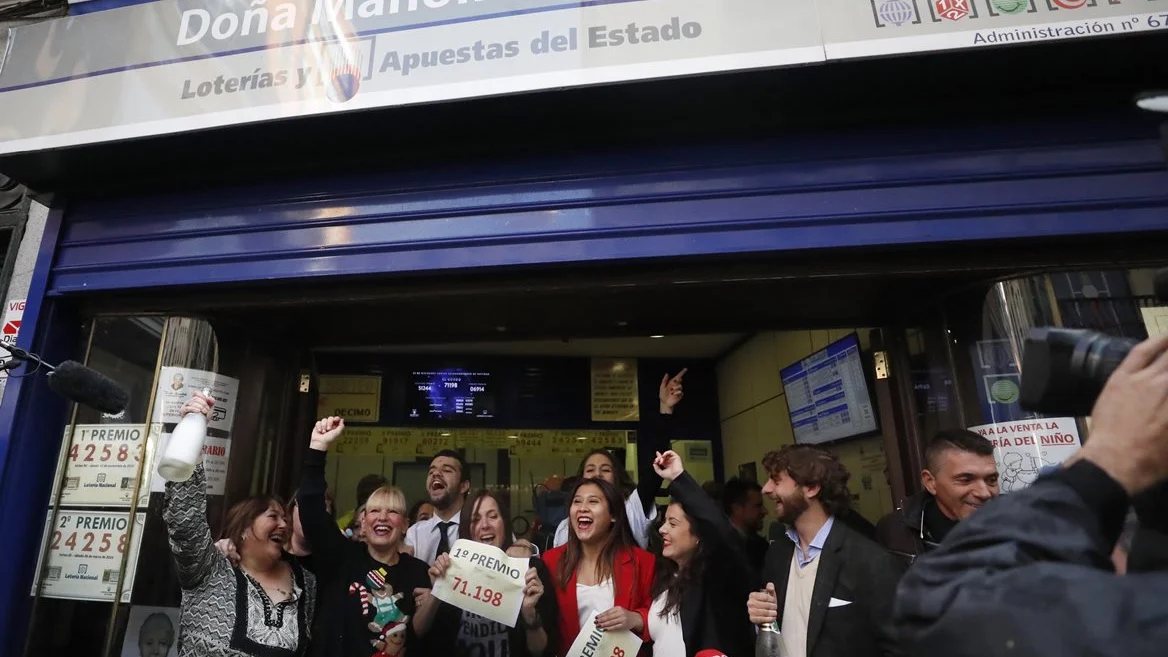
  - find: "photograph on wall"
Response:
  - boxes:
[120,605,180,657]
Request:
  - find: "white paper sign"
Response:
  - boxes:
[153,366,240,432]
[32,510,147,603]
[120,605,180,657]
[969,417,1082,494]
[50,424,150,508]
[566,611,643,657]
[149,434,232,495]
[431,539,527,628]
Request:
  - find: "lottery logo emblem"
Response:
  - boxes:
[1050,0,1088,8]
[875,0,919,26]
[990,0,1029,13]
[323,49,363,104]
[933,0,971,21]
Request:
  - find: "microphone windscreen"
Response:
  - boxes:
[47,360,129,415]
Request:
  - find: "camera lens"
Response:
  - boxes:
[1020,329,1139,417]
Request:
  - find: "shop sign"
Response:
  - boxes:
[50,424,153,508]
[820,0,1167,59]
[590,358,640,423]
[0,0,825,155]
[968,417,1081,493]
[31,510,147,603]
[317,375,382,424]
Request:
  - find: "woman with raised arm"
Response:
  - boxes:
[648,449,756,657]
[162,392,316,657]
[552,370,686,550]
[298,416,439,657]
[543,478,656,657]
[426,489,561,656]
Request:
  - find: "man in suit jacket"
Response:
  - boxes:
[723,477,771,583]
[746,445,905,657]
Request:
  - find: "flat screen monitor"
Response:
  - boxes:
[780,334,878,445]
[407,368,495,420]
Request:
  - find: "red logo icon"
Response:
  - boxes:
[3,320,20,335]
[1051,0,1088,8]
[934,0,971,20]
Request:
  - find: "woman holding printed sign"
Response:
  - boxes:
[649,450,756,657]
[551,370,686,551]
[162,392,317,657]
[298,416,440,657]
[426,489,561,656]
[543,477,656,657]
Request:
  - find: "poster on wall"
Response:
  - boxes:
[120,605,180,657]
[317,375,382,424]
[51,424,152,508]
[968,417,1081,494]
[149,434,232,495]
[590,358,639,422]
[152,366,239,432]
[32,510,147,603]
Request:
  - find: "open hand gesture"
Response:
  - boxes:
[653,450,685,480]
[659,369,686,414]
[310,416,345,451]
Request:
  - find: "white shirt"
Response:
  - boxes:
[553,493,657,549]
[405,513,461,564]
[576,578,615,630]
[648,591,686,656]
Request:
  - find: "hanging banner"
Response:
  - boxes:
[317,375,382,424]
[590,358,640,422]
[0,0,824,155]
[32,511,147,603]
[968,417,1081,493]
[51,424,151,508]
[431,539,527,627]
[152,366,240,432]
[332,426,629,458]
[566,611,644,657]
[820,0,1166,60]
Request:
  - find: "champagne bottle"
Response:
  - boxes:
[755,621,784,657]
[157,388,212,482]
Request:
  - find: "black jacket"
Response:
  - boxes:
[895,461,1168,657]
[667,471,757,657]
[761,518,905,657]
[874,491,941,567]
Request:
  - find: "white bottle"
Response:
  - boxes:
[157,388,212,482]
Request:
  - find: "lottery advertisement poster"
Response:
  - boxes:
[50,424,153,508]
[32,510,147,603]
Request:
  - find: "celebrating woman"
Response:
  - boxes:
[543,478,655,657]
[298,416,439,657]
[552,370,686,550]
[426,489,561,656]
[648,450,755,657]
[162,392,316,657]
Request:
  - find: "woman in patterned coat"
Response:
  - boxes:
[163,392,317,657]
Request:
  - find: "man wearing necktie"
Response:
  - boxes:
[405,450,471,564]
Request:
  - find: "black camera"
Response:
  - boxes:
[1019,268,1168,417]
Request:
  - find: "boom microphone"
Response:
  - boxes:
[46,360,129,415]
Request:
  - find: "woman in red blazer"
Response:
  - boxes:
[542,477,656,657]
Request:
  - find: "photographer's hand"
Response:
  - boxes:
[1075,332,1168,495]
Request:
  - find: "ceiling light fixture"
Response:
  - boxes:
[1135,90,1168,113]
[649,335,665,339]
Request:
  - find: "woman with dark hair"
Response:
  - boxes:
[426,489,560,656]
[163,392,316,657]
[552,370,686,550]
[649,450,755,657]
[408,500,436,527]
[543,478,656,657]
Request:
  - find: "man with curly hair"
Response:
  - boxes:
[745,445,905,657]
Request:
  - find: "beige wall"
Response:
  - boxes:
[717,329,894,525]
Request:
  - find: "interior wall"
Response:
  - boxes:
[716,329,894,528]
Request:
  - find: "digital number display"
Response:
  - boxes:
[407,369,495,420]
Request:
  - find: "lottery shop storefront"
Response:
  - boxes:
[0,0,1167,655]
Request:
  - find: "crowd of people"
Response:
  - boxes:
[159,340,1168,657]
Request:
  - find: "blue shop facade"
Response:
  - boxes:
[0,0,1166,654]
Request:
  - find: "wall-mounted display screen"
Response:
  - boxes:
[407,369,495,420]
[780,333,878,445]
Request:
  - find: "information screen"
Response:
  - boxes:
[407,369,495,420]
[780,334,878,445]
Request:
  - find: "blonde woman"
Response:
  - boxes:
[299,416,440,657]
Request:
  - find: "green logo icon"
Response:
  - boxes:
[991,0,1029,13]
[990,380,1020,404]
